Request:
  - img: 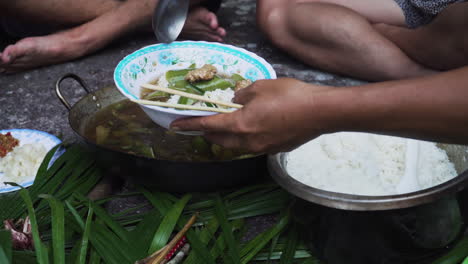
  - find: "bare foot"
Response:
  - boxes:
[0,30,86,74]
[180,7,226,42]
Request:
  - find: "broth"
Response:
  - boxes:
[85,100,249,161]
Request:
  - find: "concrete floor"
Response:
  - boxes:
[0,0,364,248]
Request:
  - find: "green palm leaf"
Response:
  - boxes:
[39,195,65,264]
[0,230,12,264]
[148,194,191,254]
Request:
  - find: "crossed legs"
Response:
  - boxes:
[376,2,468,71]
[257,0,440,81]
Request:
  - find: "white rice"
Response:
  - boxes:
[157,74,170,89]
[0,144,48,186]
[286,132,457,196]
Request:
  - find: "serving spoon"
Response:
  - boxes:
[152,0,190,43]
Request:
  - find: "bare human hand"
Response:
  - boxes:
[170,78,336,153]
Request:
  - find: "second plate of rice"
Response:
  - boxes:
[0,129,63,193]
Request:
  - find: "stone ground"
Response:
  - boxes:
[0,0,364,248]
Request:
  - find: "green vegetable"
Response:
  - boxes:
[211,144,235,160]
[95,126,110,145]
[144,90,170,101]
[188,83,205,95]
[177,96,189,105]
[231,74,246,82]
[211,144,222,157]
[166,69,191,84]
[191,136,211,155]
[192,75,234,91]
[166,68,234,93]
[133,141,155,158]
[113,103,125,110]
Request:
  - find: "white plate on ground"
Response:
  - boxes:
[0,129,63,193]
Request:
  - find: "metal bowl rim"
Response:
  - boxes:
[268,152,468,211]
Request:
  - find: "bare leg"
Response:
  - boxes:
[376,2,468,71]
[0,0,119,26]
[257,0,435,81]
[0,0,152,73]
[0,0,226,73]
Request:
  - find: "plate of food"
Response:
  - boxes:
[0,129,63,193]
[114,41,276,134]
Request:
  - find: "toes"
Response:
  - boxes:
[2,39,32,64]
[201,11,219,29]
[2,45,16,64]
[181,30,223,42]
[216,27,227,37]
[2,44,23,64]
[201,31,223,42]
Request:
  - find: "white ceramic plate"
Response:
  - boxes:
[0,129,63,193]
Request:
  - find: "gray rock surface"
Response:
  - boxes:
[0,0,364,250]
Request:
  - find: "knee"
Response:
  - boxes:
[256,0,285,36]
[256,0,300,50]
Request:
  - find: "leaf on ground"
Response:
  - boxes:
[0,230,12,264]
[39,194,66,264]
[148,194,191,254]
[19,189,49,264]
[214,194,240,264]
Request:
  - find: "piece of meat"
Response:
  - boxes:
[185,64,217,83]
[0,132,19,158]
[234,80,252,92]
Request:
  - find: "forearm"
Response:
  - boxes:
[319,66,468,144]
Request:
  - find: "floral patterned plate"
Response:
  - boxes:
[114,41,277,132]
[0,129,64,193]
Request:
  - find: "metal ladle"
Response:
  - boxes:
[152,0,190,43]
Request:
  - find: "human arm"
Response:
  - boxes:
[170,67,468,153]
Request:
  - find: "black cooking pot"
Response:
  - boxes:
[56,74,267,192]
[269,144,468,264]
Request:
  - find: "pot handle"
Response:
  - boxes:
[55,73,92,110]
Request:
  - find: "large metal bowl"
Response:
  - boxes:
[268,142,468,264]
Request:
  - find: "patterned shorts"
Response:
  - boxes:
[394,0,466,28]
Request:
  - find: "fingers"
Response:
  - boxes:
[204,132,244,150]
[171,112,237,133]
[233,82,258,104]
